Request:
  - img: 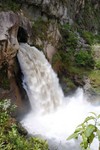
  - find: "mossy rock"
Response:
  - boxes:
[32,18,50,46]
[60,76,77,94]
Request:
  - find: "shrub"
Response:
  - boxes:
[75,50,94,68]
[80,31,100,45]
[59,23,78,50]
[0,99,49,150]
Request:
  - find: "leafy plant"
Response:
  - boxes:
[0,99,49,150]
[59,23,78,50]
[67,112,100,150]
[75,50,94,68]
[80,30,100,45]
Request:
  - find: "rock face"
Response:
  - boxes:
[0,0,100,100]
[19,0,100,32]
[0,11,32,111]
[0,11,19,66]
[0,11,32,67]
[16,0,100,61]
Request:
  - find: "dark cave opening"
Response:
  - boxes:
[17,27,28,43]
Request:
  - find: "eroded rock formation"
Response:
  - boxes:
[18,0,100,32]
[0,0,100,102]
[0,11,32,112]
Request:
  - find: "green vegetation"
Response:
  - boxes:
[32,18,50,50]
[80,31,100,45]
[75,50,94,68]
[0,0,20,12]
[59,23,78,50]
[58,23,95,69]
[67,112,100,150]
[88,70,100,94]
[0,99,49,150]
[32,18,48,41]
[95,60,100,70]
[52,22,100,93]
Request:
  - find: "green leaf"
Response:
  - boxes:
[88,133,95,144]
[74,128,82,133]
[82,133,88,149]
[82,133,87,141]
[85,124,96,138]
[97,129,100,141]
[67,132,78,140]
[84,116,95,123]
[80,142,84,148]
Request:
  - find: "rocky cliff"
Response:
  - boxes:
[0,0,100,105]
[17,0,100,32]
[0,10,32,112]
[16,0,100,62]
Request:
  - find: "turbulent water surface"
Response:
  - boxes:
[17,43,100,150]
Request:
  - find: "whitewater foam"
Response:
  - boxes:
[17,43,100,150]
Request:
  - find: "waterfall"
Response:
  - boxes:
[17,43,63,113]
[17,43,100,150]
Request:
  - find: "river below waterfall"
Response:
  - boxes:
[17,43,100,150]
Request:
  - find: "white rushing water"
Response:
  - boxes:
[17,43,100,150]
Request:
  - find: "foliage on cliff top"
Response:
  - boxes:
[0,99,49,150]
[0,0,20,12]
